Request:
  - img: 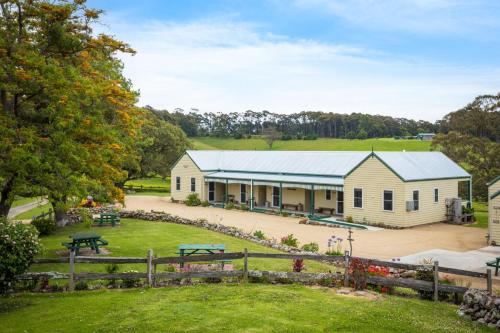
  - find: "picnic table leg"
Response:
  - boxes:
[221,250,224,270]
[93,239,100,254]
[180,249,184,268]
[496,258,499,277]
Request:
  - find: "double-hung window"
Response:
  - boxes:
[383,190,393,212]
[190,178,196,192]
[353,188,363,208]
[325,190,332,200]
[413,190,419,211]
[175,177,181,191]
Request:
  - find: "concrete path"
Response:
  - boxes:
[400,246,500,273]
[124,195,488,261]
[8,199,48,219]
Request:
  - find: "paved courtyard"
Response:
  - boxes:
[125,196,490,262]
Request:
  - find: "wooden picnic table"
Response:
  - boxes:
[178,244,225,268]
[62,232,108,255]
[93,212,120,227]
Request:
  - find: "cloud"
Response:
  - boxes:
[99,17,500,121]
[292,0,500,35]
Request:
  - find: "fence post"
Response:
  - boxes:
[147,249,153,287]
[243,248,248,281]
[343,250,350,288]
[153,253,157,287]
[68,250,75,292]
[433,261,439,302]
[487,269,492,294]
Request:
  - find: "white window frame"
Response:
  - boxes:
[434,188,439,203]
[353,187,363,209]
[325,189,332,200]
[176,176,181,191]
[190,177,196,192]
[412,189,420,211]
[383,189,394,212]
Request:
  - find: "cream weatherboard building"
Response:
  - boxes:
[171,150,471,228]
[488,177,500,244]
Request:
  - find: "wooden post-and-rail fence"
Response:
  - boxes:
[22,249,493,299]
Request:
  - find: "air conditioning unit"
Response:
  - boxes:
[406,200,415,212]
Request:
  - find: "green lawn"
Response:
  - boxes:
[31,218,331,273]
[191,137,431,151]
[14,203,52,220]
[0,284,492,333]
[124,177,170,196]
[468,202,489,229]
[11,197,42,208]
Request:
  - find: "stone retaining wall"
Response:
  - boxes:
[459,289,500,329]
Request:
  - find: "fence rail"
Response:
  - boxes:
[25,250,492,300]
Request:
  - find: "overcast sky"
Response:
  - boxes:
[89,0,500,121]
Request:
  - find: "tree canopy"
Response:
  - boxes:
[0,0,143,223]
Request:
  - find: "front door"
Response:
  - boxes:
[272,186,280,207]
[208,182,215,202]
[337,191,344,214]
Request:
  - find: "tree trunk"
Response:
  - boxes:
[0,176,15,217]
[51,199,68,227]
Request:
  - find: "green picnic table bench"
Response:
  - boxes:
[487,257,500,276]
[177,244,227,268]
[62,232,108,255]
[94,212,120,227]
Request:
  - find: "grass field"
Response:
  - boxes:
[30,218,330,273]
[11,197,42,208]
[468,202,489,229]
[124,177,170,197]
[191,137,432,151]
[1,284,492,333]
[14,203,52,220]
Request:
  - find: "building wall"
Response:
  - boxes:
[403,178,464,227]
[344,156,465,227]
[489,180,500,244]
[170,154,205,201]
[315,190,338,212]
[344,156,405,227]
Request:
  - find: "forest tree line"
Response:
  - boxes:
[149,93,498,142]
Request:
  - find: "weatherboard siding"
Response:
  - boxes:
[403,178,463,227]
[489,180,500,244]
[344,156,405,227]
[171,154,205,201]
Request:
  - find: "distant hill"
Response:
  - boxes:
[191,137,431,151]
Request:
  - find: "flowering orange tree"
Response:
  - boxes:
[0,1,143,225]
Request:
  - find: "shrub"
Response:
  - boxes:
[31,217,56,236]
[122,270,141,288]
[253,230,265,240]
[281,211,289,217]
[79,208,93,229]
[345,216,354,223]
[201,200,210,207]
[239,203,249,211]
[224,202,235,210]
[185,193,201,206]
[280,234,299,247]
[0,218,42,293]
[74,281,88,291]
[105,263,119,286]
[349,258,368,290]
[293,259,305,272]
[301,242,319,253]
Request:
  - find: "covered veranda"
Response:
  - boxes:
[204,171,344,218]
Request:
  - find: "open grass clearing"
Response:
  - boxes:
[31,218,332,274]
[0,284,493,333]
[11,196,43,208]
[13,203,52,220]
[191,137,431,151]
[468,202,488,229]
[125,177,170,189]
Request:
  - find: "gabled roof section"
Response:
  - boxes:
[492,190,500,200]
[488,176,500,187]
[374,152,470,181]
[186,150,369,177]
[185,150,470,182]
